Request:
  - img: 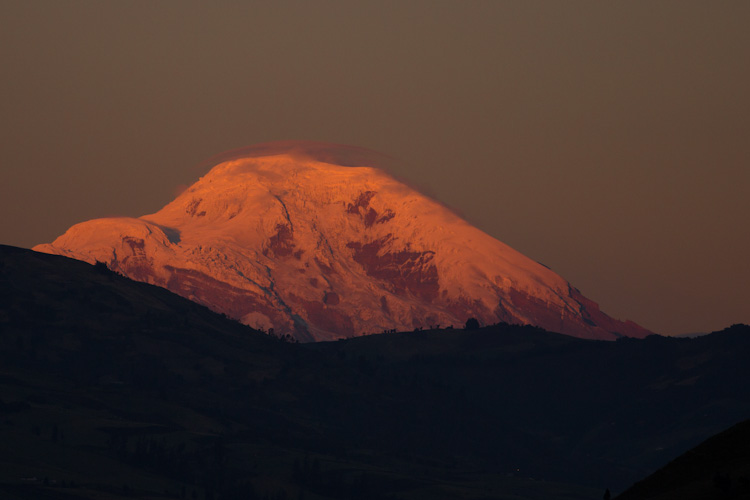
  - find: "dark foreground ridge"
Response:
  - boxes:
[1,244,749,500]
[617,414,750,499]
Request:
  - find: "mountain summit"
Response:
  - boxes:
[34,142,650,341]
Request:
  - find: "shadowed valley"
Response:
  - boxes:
[1,245,749,499]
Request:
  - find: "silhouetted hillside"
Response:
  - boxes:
[1,245,749,499]
[617,415,750,499]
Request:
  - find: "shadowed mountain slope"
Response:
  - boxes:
[617,416,750,499]
[1,245,748,499]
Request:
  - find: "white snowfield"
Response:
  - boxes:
[35,144,649,341]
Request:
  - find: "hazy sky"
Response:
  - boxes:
[2,1,748,335]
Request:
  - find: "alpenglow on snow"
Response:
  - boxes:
[35,141,651,341]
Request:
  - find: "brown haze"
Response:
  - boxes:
[1,1,749,335]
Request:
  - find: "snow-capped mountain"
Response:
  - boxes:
[34,142,651,341]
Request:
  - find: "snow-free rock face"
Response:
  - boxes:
[34,142,651,341]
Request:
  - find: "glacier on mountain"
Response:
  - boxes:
[34,142,651,341]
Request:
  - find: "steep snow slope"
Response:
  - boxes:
[34,143,650,341]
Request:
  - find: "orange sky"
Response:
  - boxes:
[1,1,748,335]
